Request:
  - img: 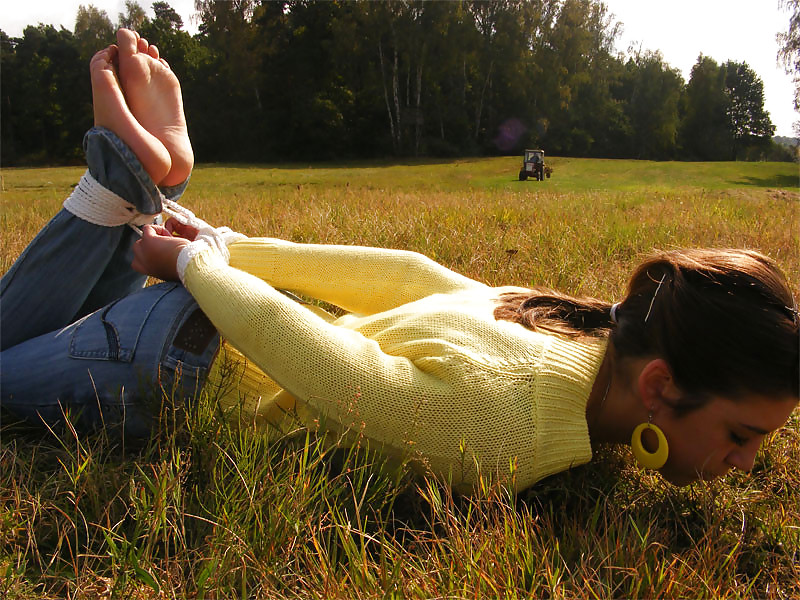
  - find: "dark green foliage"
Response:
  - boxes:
[621,51,683,160]
[680,56,778,161]
[680,55,732,161]
[0,0,788,166]
[724,60,776,159]
[73,4,115,61]
[1,26,90,165]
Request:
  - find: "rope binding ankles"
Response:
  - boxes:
[63,170,159,233]
[63,170,242,252]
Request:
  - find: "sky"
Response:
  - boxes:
[2,0,798,137]
[603,0,798,137]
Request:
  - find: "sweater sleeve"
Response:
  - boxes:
[182,246,460,446]
[226,237,486,315]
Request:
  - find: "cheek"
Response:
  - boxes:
[664,427,728,475]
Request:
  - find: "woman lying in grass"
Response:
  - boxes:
[1,30,798,493]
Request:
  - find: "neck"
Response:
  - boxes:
[586,346,644,448]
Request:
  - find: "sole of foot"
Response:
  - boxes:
[90,45,171,187]
[116,29,194,187]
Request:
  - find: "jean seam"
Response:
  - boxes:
[85,127,190,205]
[85,127,162,214]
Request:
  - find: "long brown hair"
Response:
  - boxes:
[495,249,800,400]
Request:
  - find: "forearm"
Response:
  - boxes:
[227,238,486,315]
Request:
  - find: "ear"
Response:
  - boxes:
[637,358,682,413]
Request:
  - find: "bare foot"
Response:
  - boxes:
[90,45,171,186]
[116,29,193,187]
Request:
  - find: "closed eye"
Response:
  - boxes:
[730,432,748,447]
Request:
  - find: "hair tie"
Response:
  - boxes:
[610,302,621,324]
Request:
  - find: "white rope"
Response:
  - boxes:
[162,197,245,284]
[162,198,244,254]
[63,170,159,234]
[63,169,245,283]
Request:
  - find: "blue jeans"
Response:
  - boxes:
[0,128,220,437]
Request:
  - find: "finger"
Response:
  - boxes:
[149,224,172,237]
[165,219,195,239]
[131,240,147,273]
[131,256,146,274]
[165,219,186,237]
[141,224,155,238]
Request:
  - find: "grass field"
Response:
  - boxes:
[1,156,799,598]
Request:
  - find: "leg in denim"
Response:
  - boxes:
[0,128,212,436]
[0,127,188,350]
[1,283,219,436]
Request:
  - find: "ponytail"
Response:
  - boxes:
[494,290,614,338]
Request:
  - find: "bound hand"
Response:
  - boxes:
[164,217,199,241]
[131,224,189,281]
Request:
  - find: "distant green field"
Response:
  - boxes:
[3,156,797,199]
[185,156,800,193]
[8,155,796,195]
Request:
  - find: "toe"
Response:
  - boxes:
[148,45,160,59]
[116,29,138,57]
[159,58,170,69]
[90,46,113,68]
[138,37,149,53]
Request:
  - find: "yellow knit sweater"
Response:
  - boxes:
[183,238,608,491]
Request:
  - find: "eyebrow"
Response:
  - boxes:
[742,423,770,435]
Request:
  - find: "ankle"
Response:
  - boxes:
[63,170,161,228]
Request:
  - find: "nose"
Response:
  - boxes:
[726,447,758,472]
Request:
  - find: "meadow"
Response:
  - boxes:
[1,156,798,598]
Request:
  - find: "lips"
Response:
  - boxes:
[699,466,732,481]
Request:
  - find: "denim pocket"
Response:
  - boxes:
[158,308,220,399]
[69,283,179,361]
[160,353,207,388]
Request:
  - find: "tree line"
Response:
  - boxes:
[1,0,794,166]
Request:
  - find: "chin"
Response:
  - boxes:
[666,476,695,487]
[660,470,701,487]
[664,469,728,487]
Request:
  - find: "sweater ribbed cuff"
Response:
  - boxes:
[176,228,246,284]
[177,239,215,284]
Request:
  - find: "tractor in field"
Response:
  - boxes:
[518,149,551,181]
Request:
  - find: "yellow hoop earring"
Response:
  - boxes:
[631,420,669,470]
